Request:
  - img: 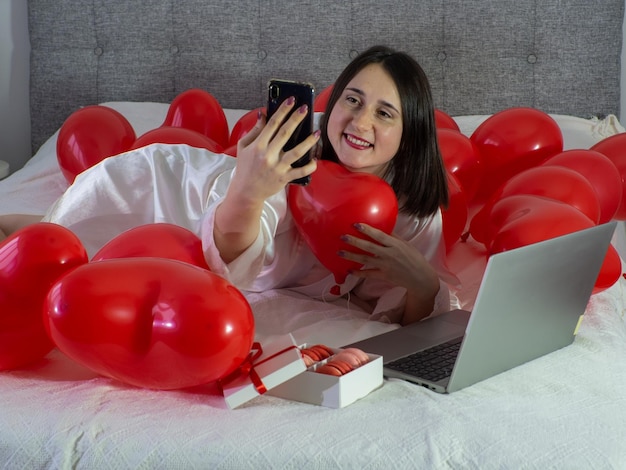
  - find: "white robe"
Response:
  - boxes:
[44,143,458,323]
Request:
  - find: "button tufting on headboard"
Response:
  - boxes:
[27,0,624,153]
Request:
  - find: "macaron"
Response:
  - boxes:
[301,348,322,362]
[332,351,364,369]
[327,359,353,375]
[300,344,335,367]
[336,347,369,367]
[315,364,343,376]
[301,353,315,367]
[315,359,354,376]
[309,344,334,360]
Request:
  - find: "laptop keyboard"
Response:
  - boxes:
[386,337,463,382]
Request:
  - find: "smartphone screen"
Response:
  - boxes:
[267,79,315,185]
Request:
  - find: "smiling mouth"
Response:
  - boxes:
[345,133,372,149]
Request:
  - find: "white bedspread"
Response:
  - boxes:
[2,104,626,468]
[2,274,626,469]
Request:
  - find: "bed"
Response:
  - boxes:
[2,0,626,467]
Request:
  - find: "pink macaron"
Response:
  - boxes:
[315,359,353,376]
[333,348,369,368]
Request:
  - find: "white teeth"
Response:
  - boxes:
[346,134,371,147]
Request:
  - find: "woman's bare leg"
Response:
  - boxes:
[0,214,44,241]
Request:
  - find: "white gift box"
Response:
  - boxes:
[221,337,383,409]
[268,345,383,409]
[221,334,306,409]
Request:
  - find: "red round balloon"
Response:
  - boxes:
[591,133,626,220]
[130,126,223,153]
[437,128,482,201]
[543,149,622,223]
[435,109,460,131]
[228,107,265,151]
[163,89,230,150]
[288,160,398,286]
[92,223,211,270]
[441,172,468,251]
[314,85,334,112]
[0,223,88,370]
[470,107,563,201]
[44,258,255,390]
[57,105,136,183]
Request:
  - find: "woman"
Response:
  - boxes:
[1,45,457,324]
[209,45,455,325]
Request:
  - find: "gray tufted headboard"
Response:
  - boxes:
[28,0,624,153]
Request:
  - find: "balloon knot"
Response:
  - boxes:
[460,231,470,242]
[330,285,341,296]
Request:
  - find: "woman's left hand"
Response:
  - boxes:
[339,223,441,324]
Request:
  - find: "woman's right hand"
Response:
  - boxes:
[213,97,319,263]
[229,96,319,202]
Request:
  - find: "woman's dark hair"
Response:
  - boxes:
[318,45,449,217]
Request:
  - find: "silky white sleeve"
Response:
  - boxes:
[200,169,288,289]
[43,144,237,258]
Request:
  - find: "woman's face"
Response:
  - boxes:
[326,63,403,176]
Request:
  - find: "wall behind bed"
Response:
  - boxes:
[0,0,31,176]
[1,0,625,174]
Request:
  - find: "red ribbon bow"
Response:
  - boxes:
[219,341,301,396]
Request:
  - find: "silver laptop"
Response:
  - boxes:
[344,222,617,393]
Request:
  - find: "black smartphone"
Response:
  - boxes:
[267,79,315,185]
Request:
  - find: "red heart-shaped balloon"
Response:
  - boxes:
[441,172,468,251]
[489,196,595,255]
[488,196,620,293]
[44,258,254,390]
[163,89,230,150]
[594,243,622,294]
[56,105,136,184]
[590,133,626,220]
[0,223,88,370]
[437,128,482,201]
[92,223,211,270]
[314,85,334,112]
[130,126,223,153]
[469,165,601,245]
[288,160,398,286]
[543,149,622,224]
[435,109,460,132]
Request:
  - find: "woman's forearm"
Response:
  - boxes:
[401,279,440,325]
[213,190,264,264]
